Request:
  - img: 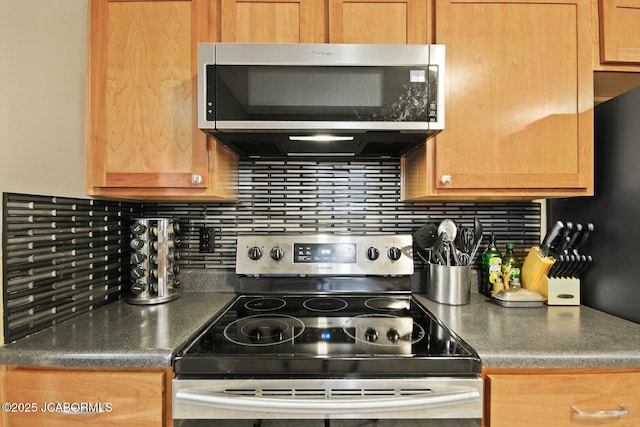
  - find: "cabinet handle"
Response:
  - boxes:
[571,404,629,418]
[191,174,203,185]
[440,175,452,185]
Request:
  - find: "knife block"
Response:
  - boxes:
[540,276,580,306]
[521,247,555,292]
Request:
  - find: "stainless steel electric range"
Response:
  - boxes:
[173,234,482,426]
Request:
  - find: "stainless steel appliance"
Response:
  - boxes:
[173,234,482,426]
[198,43,445,157]
[548,87,640,324]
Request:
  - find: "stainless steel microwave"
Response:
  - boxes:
[197,43,445,157]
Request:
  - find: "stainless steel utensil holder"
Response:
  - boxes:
[127,218,181,305]
[426,263,471,305]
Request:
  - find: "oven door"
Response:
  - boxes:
[173,377,482,425]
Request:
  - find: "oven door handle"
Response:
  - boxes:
[175,388,481,414]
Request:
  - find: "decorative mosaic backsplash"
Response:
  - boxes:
[2,193,140,342]
[147,159,541,269]
[3,159,541,341]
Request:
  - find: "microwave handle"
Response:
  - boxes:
[176,388,480,414]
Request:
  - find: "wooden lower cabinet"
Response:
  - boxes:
[0,366,172,427]
[486,368,640,426]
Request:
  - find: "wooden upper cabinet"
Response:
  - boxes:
[402,0,594,200]
[219,0,325,43]
[598,0,640,65]
[328,0,430,44]
[87,0,238,200]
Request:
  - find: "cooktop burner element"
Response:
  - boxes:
[244,297,286,311]
[303,297,348,312]
[364,297,411,312]
[223,314,305,347]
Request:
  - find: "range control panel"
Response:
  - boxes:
[236,234,414,276]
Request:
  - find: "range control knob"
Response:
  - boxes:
[365,247,380,261]
[387,247,402,261]
[270,246,285,261]
[364,328,379,343]
[248,246,263,260]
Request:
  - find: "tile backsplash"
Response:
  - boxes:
[148,159,541,269]
[3,159,541,341]
[2,193,140,342]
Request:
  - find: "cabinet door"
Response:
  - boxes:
[0,367,167,427]
[599,0,640,64]
[87,0,237,200]
[220,0,325,43]
[403,0,593,199]
[488,371,640,426]
[328,0,430,44]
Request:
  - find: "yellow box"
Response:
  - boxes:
[521,247,555,292]
[540,276,580,306]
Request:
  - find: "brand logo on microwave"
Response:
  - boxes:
[310,50,333,57]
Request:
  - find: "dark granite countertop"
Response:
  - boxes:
[415,293,640,369]
[1,291,640,370]
[0,292,236,368]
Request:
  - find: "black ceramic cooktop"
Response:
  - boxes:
[173,295,481,378]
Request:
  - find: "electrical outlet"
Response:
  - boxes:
[199,227,215,253]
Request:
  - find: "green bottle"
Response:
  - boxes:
[481,234,502,296]
[501,243,522,289]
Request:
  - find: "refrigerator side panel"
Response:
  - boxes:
[548,87,640,324]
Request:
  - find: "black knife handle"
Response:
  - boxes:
[565,223,583,254]
[540,220,565,257]
[573,223,594,255]
[556,222,574,255]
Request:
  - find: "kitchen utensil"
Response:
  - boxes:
[438,220,458,266]
[555,222,574,255]
[458,227,475,254]
[469,218,484,261]
[413,223,439,263]
[414,223,439,251]
[572,222,594,255]
[539,220,564,257]
[573,254,593,278]
[438,219,458,242]
[455,227,475,265]
[565,223,584,253]
[432,232,446,265]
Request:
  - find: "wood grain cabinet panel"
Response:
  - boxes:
[402,0,594,200]
[488,371,640,426]
[87,0,238,200]
[220,0,325,43]
[328,0,430,44]
[0,366,169,427]
[599,0,640,64]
